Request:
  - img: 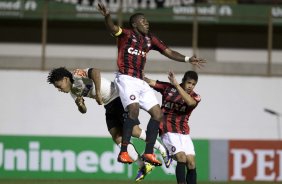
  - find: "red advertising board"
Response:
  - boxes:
[229,140,282,182]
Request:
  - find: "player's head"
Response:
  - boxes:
[129,13,149,35]
[47,67,73,93]
[181,71,198,93]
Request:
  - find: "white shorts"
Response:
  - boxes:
[114,73,159,111]
[161,132,195,156]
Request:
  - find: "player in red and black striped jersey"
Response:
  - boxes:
[147,73,200,136]
[115,28,167,79]
[145,71,200,184]
[97,1,205,166]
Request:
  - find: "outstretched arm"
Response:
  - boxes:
[168,71,197,107]
[163,48,206,69]
[97,1,120,36]
[89,68,103,105]
[144,77,156,87]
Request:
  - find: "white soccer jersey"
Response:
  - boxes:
[70,68,118,105]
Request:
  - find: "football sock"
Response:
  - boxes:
[127,143,139,162]
[139,129,167,155]
[186,168,197,184]
[139,129,146,140]
[176,162,186,184]
[120,118,136,152]
[144,118,159,154]
[154,139,166,155]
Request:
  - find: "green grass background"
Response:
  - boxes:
[0,180,275,184]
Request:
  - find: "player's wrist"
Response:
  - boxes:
[184,56,190,63]
[104,13,110,18]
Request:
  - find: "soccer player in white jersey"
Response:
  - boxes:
[47,67,172,181]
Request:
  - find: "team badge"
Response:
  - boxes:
[145,36,151,47]
[130,95,136,100]
[171,146,176,153]
[132,35,137,42]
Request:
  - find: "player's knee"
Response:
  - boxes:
[148,105,162,121]
[127,106,139,119]
[187,161,196,169]
[175,152,187,163]
[151,109,163,122]
[153,112,163,122]
[187,155,196,169]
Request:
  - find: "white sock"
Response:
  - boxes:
[139,129,146,140]
[154,139,167,156]
[127,143,139,162]
[138,129,167,156]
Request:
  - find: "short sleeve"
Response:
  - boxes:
[192,93,201,103]
[154,81,170,94]
[72,68,90,78]
[150,34,168,53]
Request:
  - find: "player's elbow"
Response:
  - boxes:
[186,101,196,107]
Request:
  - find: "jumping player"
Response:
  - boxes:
[97,1,205,166]
[47,67,172,181]
[145,71,200,184]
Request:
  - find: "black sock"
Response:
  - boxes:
[186,168,197,184]
[176,162,186,184]
[120,118,137,152]
[144,118,159,154]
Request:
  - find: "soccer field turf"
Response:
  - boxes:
[0,180,274,184]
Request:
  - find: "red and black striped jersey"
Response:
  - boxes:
[153,81,201,135]
[115,28,167,79]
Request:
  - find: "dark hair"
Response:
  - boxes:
[47,67,73,84]
[182,70,198,83]
[129,13,144,28]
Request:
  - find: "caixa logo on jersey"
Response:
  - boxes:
[127,47,146,57]
[229,140,282,182]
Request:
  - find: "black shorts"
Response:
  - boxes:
[104,97,126,131]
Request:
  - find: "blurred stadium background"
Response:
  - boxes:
[0,0,282,183]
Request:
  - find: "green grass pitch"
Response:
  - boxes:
[0,180,274,184]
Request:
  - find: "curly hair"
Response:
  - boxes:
[182,71,198,83]
[47,67,73,84]
[129,13,145,28]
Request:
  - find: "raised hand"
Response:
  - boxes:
[168,70,179,86]
[96,0,109,17]
[189,56,206,69]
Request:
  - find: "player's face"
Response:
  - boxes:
[135,16,149,35]
[182,79,197,94]
[54,77,72,93]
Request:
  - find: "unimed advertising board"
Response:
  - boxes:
[0,135,208,181]
[1,135,281,182]
[229,140,282,182]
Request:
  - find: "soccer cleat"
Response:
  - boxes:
[141,154,162,166]
[135,163,155,182]
[161,150,173,168]
[117,152,133,164]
